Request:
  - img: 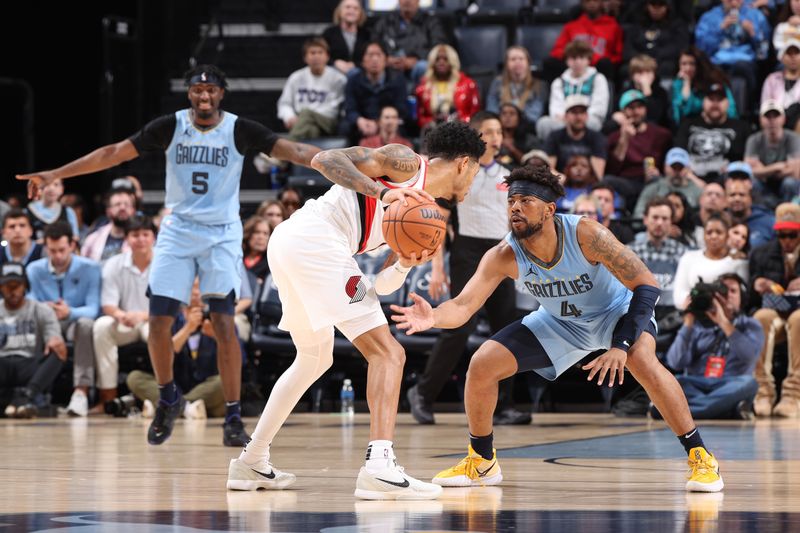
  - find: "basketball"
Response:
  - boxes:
[382,196,447,257]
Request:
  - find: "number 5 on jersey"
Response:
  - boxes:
[560,301,582,318]
[192,171,209,194]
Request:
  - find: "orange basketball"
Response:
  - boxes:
[382,196,447,258]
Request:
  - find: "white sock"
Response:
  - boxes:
[365,440,395,473]
[239,328,334,466]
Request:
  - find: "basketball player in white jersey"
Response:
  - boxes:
[227,122,486,500]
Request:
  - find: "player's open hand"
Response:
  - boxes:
[16,171,55,200]
[390,292,435,335]
[398,250,431,269]
[582,347,627,387]
[382,187,435,206]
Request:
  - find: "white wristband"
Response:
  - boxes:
[375,261,412,295]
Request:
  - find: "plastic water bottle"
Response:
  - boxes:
[270,165,280,189]
[341,379,355,415]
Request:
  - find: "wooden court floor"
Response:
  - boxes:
[1,412,799,532]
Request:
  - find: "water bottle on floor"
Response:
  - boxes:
[341,379,355,416]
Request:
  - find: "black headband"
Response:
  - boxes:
[188,72,224,88]
[507,180,560,203]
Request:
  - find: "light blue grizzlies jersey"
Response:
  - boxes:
[506,214,631,322]
[164,110,245,225]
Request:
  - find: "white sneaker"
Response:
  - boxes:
[66,390,88,417]
[183,399,207,419]
[4,404,16,417]
[226,458,296,491]
[355,464,443,500]
[142,399,155,419]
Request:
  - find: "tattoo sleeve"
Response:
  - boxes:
[311,146,384,198]
[585,226,648,283]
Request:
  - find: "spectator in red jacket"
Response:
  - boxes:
[546,0,623,82]
[414,44,480,131]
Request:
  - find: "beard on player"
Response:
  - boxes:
[509,212,544,239]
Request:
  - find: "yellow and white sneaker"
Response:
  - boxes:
[686,447,724,492]
[432,446,502,487]
[355,463,443,500]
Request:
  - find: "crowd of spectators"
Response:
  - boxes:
[6,0,800,421]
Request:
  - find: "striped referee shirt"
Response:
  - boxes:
[457,161,510,240]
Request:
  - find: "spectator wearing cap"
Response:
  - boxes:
[82,188,135,264]
[622,0,689,81]
[0,262,66,418]
[520,149,550,168]
[26,222,101,418]
[671,46,740,127]
[745,100,800,208]
[537,40,609,141]
[547,0,623,82]
[675,84,752,183]
[725,162,776,248]
[761,39,800,131]
[543,94,607,179]
[694,0,771,105]
[1,209,43,267]
[277,37,346,140]
[605,89,673,210]
[634,148,705,219]
[749,203,800,417]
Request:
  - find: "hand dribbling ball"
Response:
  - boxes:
[382,196,447,258]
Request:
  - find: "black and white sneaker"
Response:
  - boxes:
[226,458,296,490]
[355,462,443,500]
[223,417,250,447]
[147,396,185,445]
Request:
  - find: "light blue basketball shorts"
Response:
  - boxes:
[148,214,242,304]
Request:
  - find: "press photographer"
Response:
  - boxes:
[658,273,763,420]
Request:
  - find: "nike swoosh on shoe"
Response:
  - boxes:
[376,477,410,488]
[253,469,276,479]
[476,461,496,477]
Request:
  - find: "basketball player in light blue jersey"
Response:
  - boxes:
[392,164,724,493]
[17,64,320,447]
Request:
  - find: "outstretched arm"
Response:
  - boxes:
[310,144,423,199]
[269,138,321,168]
[16,140,140,199]
[391,243,516,333]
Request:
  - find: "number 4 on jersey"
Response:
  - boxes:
[560,301,583,318]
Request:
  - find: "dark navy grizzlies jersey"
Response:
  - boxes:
[506,214,631,322]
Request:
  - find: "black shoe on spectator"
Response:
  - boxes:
[223,417,250,447]
[11,387,38,419]
[406,385,435,425]
[735,400,755,421]
[493,407,532,425]
[148,396,185,445]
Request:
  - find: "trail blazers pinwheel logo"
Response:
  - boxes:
[345,275,367,304]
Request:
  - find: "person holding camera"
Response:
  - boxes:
[673,212,749,310]
[661,273,762,419]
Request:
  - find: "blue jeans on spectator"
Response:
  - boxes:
[677,374,758,419]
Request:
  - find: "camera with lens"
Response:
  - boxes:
[687,278,728,325]
[104,393,137,418]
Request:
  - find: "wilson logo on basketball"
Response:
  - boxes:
[345,275,367,304]
[420,208,446,222]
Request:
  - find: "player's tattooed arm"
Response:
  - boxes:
[311,144,419,198]
[577,218,659,290]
